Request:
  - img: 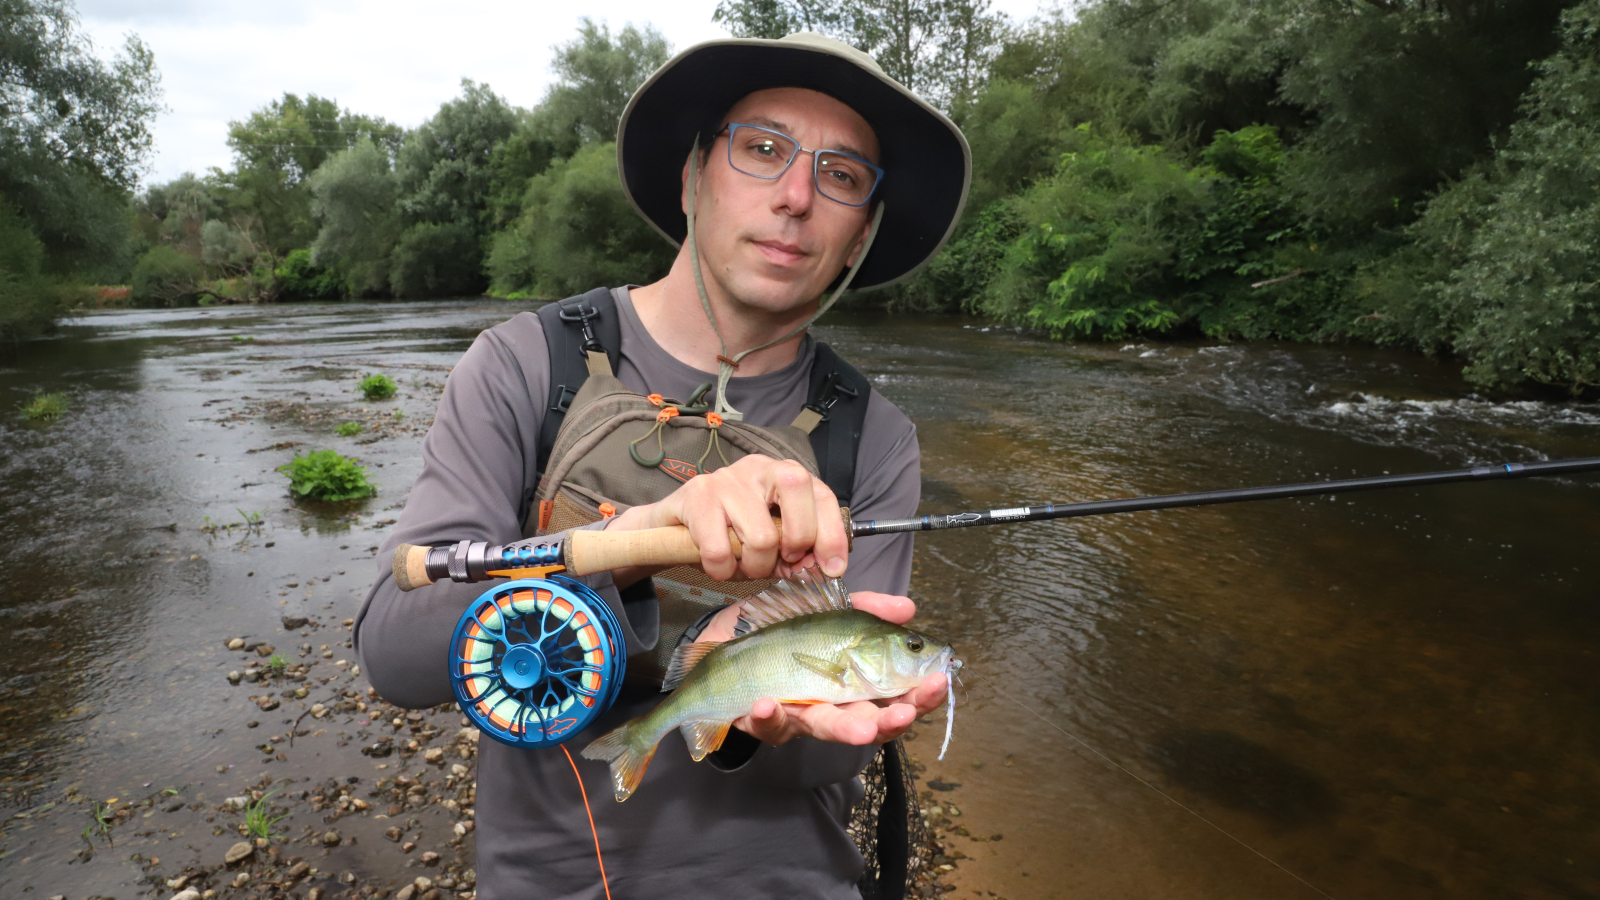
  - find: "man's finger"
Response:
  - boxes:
[771,462,818,565]
[795,701,878,745]
[810,478,848,578]
[722,486,780,581]
[848,591,917,625]
[684,495,737,581]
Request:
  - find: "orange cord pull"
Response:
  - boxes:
[597,503,616,519]
[562,745,613,900]
[706,412,723,427]
[647,393,664,407]
[656,406,679,424]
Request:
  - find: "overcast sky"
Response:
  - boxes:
[75,0,1049,187]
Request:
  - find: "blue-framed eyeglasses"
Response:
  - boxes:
[719,123,884,208]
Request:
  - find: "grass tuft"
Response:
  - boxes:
[334,421,361,437]
[20,391,68,422]
[243,789,287,842]
[357,373,397,401]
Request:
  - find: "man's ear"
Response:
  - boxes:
[843,204,876,269]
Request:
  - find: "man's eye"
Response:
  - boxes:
[753,141,778,157]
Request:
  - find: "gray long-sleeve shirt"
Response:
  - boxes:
[355,288,921,900]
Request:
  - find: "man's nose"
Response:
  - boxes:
[773,152,816,215]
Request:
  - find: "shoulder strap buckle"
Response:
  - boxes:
[558,301,607,356]
[803,370,860,422]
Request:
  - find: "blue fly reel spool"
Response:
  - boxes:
[448,575,626,749]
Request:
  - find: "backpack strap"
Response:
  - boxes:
[793,341,870,507]
[536,287,620,480]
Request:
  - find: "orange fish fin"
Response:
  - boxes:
[580,722,657,802]
[680,720,732,761]
[776,698,827,706]
[662,639,723,691]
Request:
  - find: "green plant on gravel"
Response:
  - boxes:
[243,789,287,842]
[83,802,113,839]
[391,409,404,422]
[277,449,376,502]
[269,654,287,675]
[334,421,362,437]
[231,335,255,342]
[237,508,264,528]
[357,373,397,401]
[20,391,67,422]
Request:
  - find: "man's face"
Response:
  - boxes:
[684,87,879,316]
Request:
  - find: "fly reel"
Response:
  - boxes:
[449,575,626,749]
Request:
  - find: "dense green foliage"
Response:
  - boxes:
[277,449,376,502]
[879,0,1600,391]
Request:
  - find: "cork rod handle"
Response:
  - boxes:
[566,523,756,575]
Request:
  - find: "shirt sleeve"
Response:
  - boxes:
[353,313,659,709]
[840,389,920,596]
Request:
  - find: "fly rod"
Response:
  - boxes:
[394,456,1600,590]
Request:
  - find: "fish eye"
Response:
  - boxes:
[905,636,924,653]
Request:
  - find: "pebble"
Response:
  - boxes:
[385,827,403,842]
[227,638,246,650]
[286,861,310,878]
[172,890,200,900]
[402,841,416,853]
[282,615,310,630]
[421,851,441,866]
[322,831,341,845]
[312,703,329,718]
[395,887,416,900]
[424,748,444,764]
[224,840,254,865]
[308,888,324,900]
[231,872,250,888]
[294,687,309,699]
[258,697,280,711]
[413,876,435,891]
[167,876,188,889]
[223,796,248,810]
[351,798,369,810]
[227,671,243,684]
[255,644,276,657]
[451,764,468,776]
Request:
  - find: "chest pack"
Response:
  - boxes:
[523,287,872,685]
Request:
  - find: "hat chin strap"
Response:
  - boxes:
[685,135,884,422]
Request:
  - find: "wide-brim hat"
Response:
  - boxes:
[617,33,971,292]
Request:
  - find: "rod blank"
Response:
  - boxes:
[851,457,1600,537]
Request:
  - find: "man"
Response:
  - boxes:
[356,33,970,899]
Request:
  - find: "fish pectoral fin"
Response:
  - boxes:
[680,720,732,762]
[794,652,850,687]
[662,639,723,692]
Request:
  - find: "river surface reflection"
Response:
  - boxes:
[2,301,1597,899]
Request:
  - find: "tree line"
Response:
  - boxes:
[6,0,1600,393]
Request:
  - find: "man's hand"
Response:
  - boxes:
[705,590,948,748]
[604,455,849,584]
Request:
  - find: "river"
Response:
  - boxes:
[3,300,1598,900]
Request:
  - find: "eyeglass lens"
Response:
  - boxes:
[728,126,879,206]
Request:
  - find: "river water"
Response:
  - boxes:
[3,300,1598,900]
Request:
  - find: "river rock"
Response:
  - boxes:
[308,888,324,900]
[255,644,275,657]
[227,671,243,684]
[286,861,310,878]
[225,840,255,865]
[257,697,280,711]
[227,638,246,650]
[395,887,416,900]
[172,890,200,900]
[311,703,328,718]
[420,851,440,866]
[293,687,309,699]
[424,748,444,764]
[231,872,250,888]
[384,826,402,842]
[412,876,434,891]
[282,615,309,630]
[321,830,341,845]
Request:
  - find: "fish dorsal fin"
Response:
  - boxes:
[661,639,722,692]
[736,567,852,634]
[679,720,732,761]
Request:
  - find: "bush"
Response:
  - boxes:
[334,421,362,436]
[130,245,206,306]
[275,249,344,300]
[486,142,673,298]
[20,391,68,421]
[277,450,376,502]
[357,373,397,400]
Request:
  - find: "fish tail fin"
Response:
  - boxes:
[580,721,658,802]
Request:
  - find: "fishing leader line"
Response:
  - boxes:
[964,669,1335,900]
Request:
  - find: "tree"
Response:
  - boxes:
[308,138,401,296]
[0,0,161,283]
[390,80,517,297]
[537,20,672,155]
[222,93,404,253]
